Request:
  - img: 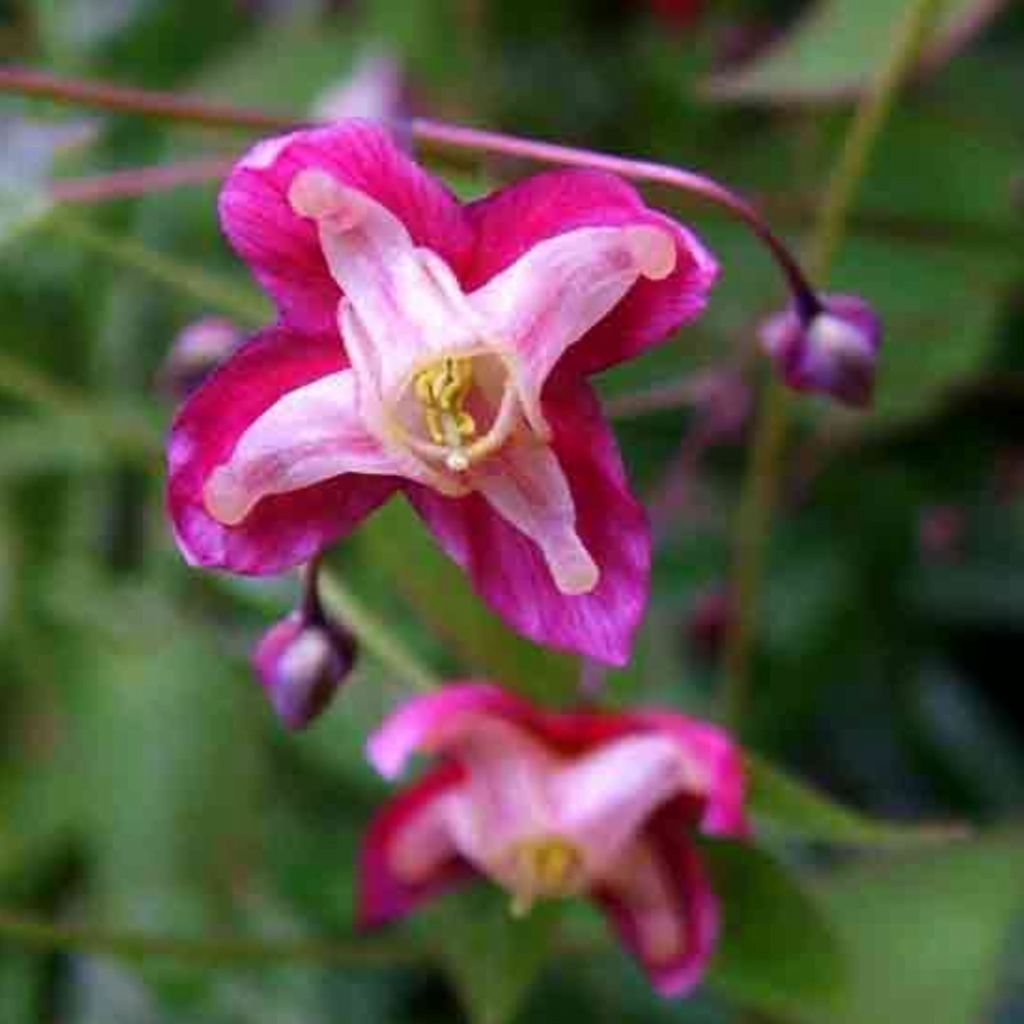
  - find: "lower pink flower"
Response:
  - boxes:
[359,683,749,998]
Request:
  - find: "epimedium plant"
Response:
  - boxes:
[2,0,1020,1021]
[160,110,854,999]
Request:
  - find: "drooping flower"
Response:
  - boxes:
[759,294,881,408]
[167,120,718,664]
[358,683,748,997]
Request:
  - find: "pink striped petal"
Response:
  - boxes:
[167,327,397,574]
[405,380,649,665]
[358,761,474,928]
[551,734,706,873]
[469,222,677,412]
[202,370,404,527]
[465,169,718,377]
[593,812,719,998]
[367,682,524,779]
[368,687,747,836]
[288,170,483,404]
[219,120,473,339]
[473,431,598,597]
[624,713,750,838]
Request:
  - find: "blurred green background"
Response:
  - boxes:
[1,0,1024,1021]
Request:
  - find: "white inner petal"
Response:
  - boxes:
[473,435,598,595]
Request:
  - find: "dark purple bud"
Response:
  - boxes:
[158,317,242,400]
[684,586,734,664]
[759,295,881,408]
[253,611,356,730]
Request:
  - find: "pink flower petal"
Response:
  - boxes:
[406,380,649,665]
[167,326,397,574]
[367,682,523,779]
[465,168,718,376]
[551,734,706,873]
[624,713,750,838]
[358,761,474,928]
[219,120,473,339]
[593,812,719,998]
[289,170,483,404]
[202,369,406,527]
[469,222,677,413]
[473,430,598,596]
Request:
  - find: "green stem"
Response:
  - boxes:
[0,906,419,969]
[319,571,441,693]
[721,0,949,730]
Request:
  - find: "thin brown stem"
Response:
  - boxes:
[0,66,823,322]
[50,157,235,205]
[410,118,821,322]
[0,65,298,132]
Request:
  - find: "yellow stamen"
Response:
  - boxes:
[506,835,584,917]
[413,356,477,471]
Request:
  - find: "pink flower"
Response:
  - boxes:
[359,683,748,997]
[167,120,717,664]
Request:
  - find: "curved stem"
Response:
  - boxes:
[0,906,419,969]
[0,67,821,320]
[0,65,297,132]
[721,0,949,730]
[410,118,822,322]
[50,157,235,205]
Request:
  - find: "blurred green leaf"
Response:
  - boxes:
[705,0,1008,103]
[0,117,96,247]
[191,13,363,116]
[747,753,967,847]
[355,501,578,702]
[429,887,560,1024]
[0,418,122,479]
[790,833,1024,1024]
[35,0,158,60]
[76,617,260,933]
[704,840,845,1018]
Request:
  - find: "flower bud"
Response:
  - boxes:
[759,295,881,408]
[253,611,356,730]
[158,317,242,400]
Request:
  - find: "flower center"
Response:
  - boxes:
[507,835,585,917]
[394,349,521,478]
[413,356,477,472]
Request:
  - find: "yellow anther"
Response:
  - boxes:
[506,836,584,917]
[413,356,477,464]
